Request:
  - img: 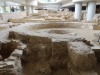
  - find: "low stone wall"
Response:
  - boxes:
[8,18,97,29]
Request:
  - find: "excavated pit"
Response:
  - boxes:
[7,23,99,75]
[8,31,97,75]
[0,10,99,75]
[0,21,98,75]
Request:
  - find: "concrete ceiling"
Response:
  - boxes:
[0,1,22,6]
[0,0,26,5]
[0,0,99,7]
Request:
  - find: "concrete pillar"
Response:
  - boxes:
[86,3,88,13]
[1,6,6,13]
[74,2,82,20]
[87,2,96,21]
[1,1,6,13]
[31,6,34,14]
[85,3,88,19]
[26,6,32,16]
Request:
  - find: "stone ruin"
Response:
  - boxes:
[0,40,25,75]
[3,23,97,75]
[0,11,99,75]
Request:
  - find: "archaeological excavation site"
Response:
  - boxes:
[0,0,100,75]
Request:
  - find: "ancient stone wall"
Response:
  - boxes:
[8,30,97,75]
[0,41,24,75]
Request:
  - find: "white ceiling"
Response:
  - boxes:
[0,0,99,7]
[0,0,26,5]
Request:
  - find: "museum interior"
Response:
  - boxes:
[0,0,100,75]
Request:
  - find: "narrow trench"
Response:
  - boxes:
[95,52,100,75]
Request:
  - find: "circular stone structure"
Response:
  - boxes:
[33,29,81,42]
[48,30,71,34]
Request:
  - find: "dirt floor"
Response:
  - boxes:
[22,62,70,75]
[21,61,100,75]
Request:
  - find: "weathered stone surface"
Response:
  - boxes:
[67,42,96,75]
[0,40,24,75]
[8,24,99,75]
[9,31,52,62]
[11,49,23,57]
[17,41,27,50]
[0,56,22,75]
[67,42,96,70]
[27,36,52,62]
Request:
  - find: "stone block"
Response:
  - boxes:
[67,42,96,71]
[11,49,23,57]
